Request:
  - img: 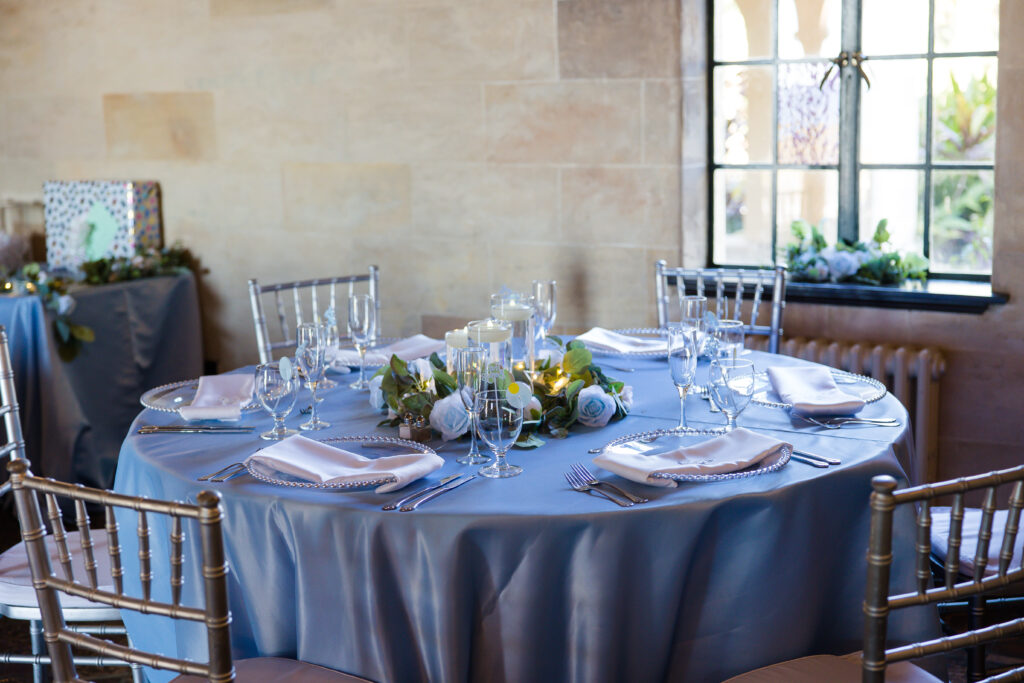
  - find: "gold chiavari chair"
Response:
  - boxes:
[653,260,787,354]
[7,459,373,682]
[725,465,1024,683]
[247,267,380,364]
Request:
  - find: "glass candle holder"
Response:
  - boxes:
[444,327,469,375]
[489,292,536,383]
[466,319,512,387]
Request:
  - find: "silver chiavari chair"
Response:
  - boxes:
[654,260,787,354]
[726,465,1024,683]
[248,266,380,364]
[0,325,141,683]
[7,460,373,682]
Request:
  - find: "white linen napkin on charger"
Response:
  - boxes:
[245,434,444,493]
[334,334,445,367]
[766,365,866,416]
[574,327,667,354]
[593,428,790,488]
[178,375,254,422]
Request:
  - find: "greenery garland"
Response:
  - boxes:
[784,219,928,286]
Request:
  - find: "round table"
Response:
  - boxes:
[113,350,936,682]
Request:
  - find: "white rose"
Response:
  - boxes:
[823,249,860,280]
[368,374,386,411]
[56,294,76,316]
[524,396,542,420]
[575,385,617,427]
[409,358,436,394]
[429,392,470,441]
[618,385,634,412]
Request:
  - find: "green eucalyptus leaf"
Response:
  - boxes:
[514,433,546,449]
[433,367,457,392]
[401,392,431,415]
[564,378,584,406]
[563,347,593,375]
[390,355,411,378]
[549,427,569,439]
[429,352,445,370]
[566,340,586,351]
[69,324,95,343]
[546,335,564,348]
[54,318,71,343]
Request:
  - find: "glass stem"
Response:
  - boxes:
[274,415,286,435]
[676,385,688,430]
[358,348,367,386]
[494,448,508,471]
[466,409,479,455]
[309,383,319,424]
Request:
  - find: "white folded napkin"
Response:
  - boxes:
[334,334,445,367]
[178,375,254,422]
[593,428,790,488]
[574,327,667,354]
[245,434,444,493]
[766,365,866,416]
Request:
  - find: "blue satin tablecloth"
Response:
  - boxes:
[0,272,202,488]
[113,350,938,682]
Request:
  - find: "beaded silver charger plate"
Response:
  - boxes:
[140,379,260,414]
[330,336,404,369]
[596,427,791,483]
[243,435,437,490]
[749,369,886,409]
[579,327,669,359]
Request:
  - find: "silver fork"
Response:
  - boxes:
[563,471,633,507]
[197,462,244,482]
[570,462,648,503]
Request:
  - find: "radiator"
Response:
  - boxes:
[748,336,947,484]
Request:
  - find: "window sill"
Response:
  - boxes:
[785,279,1007,314]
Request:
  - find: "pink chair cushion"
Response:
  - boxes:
[722,653,942,683]
[171,657,373,682]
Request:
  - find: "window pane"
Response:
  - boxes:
[714,0,773,62]
[859,59,927,164]
[714,65,774,165]
[777,62,839,165]
[713,169,773,266]
[932,57,997,164]
[778,0,840,59]
[859,170,925,256]
[861,0,928,55]
[777,170,838,248]
[930,170,994,274]
[935,0,999,53]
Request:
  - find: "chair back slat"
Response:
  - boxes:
[915,501,932,594]
[137,510,151,601]
[46,493,74,581]
[104,506,123,594]
[74,499,98,589]
[749,278,765,329]
[0,327,26,470]
[1000,481,1024,576]
[715,272,726,320]
[171,515,184,606]
[7,460,237,681]
[945,494,966,588]
[974,487,998,581]
[732,272,744,321]
[248,268,380,364]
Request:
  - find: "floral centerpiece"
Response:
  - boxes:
[368,338,632,448]
[784,219,928,286]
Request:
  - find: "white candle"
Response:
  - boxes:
[445,328,468,348]
[491,302,534,322]
[469,321,512,343]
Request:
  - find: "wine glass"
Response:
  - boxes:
[714,319,745,361]
[455,347,490,466]
[668,327,698,430]
[708,358,756,431]
[254,360,299,440]
[475,389,524,478]
[319,323,341,390]
[680,295,707,355]
[295,322,329,431]
[532,279,557,347]
[348,293,377,390]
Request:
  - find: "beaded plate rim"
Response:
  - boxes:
[140,379,260,414]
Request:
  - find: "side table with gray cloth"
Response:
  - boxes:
[0,271,202,488]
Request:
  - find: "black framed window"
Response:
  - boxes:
[709,0,999,280]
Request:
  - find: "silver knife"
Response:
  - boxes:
[400,475,476,511]
[381,474,461,511]
[793,449,840,465]
[138,425,254,434]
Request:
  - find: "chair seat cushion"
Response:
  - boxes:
[722,653,941,683]
[931,507,1024,578]
[171,657,373,682]
[0,530,121,613]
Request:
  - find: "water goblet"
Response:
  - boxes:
[254,360,299,440]
[349,293,377,390]
[714,319,745,361]
[532,279,557,347]
[455,347,490,466]
[475,389,524,479]
[295,322,329,430]
[667,326,698,430]
[680,295,708,355]
[708,358,756,431]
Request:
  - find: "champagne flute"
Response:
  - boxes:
[532,279,557,347]
[475,389,524,478]
[295,322,329,431]
[455,347,490,466]
[254,360,299,440]
[680,295,707,356]
[668,327,698,430]
[348,293,376,390]
[708,358,756,431]
[319,323,341,390]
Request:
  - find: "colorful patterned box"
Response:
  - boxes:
[43,181,163,269]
